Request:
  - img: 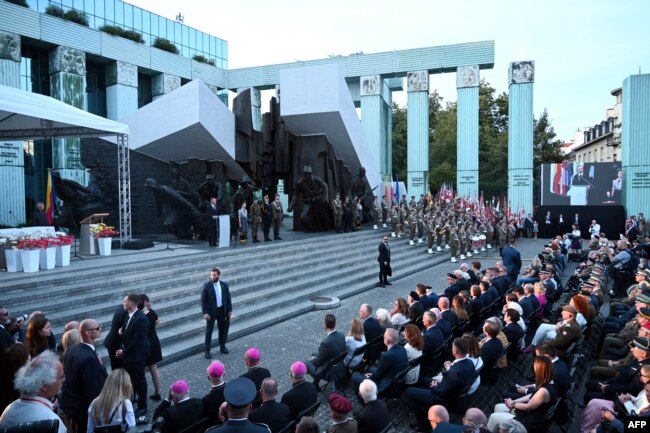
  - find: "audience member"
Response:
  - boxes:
[152,380,206,433]
[427,405,463,432]
[352,328,407,394]
[87,369,135,433]
[0,343,29,414]
[326,393,356,433]
[344,319,366,369]
[296,416,320,433]
[356,380,389,433]
[306,314,346,386]
[24,315,53,358]
[403,324,423,385]
[202,360,227,426]
[249,378,290,433]
[281,361,318,421]
[240,347,271,408]
[205,377,271,433]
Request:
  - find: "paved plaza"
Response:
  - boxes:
[135,235,555,430]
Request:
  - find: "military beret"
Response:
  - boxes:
[329,393,352,413]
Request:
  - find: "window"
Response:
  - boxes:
[104,0,114,22]
[142,10,150,33]
[95,0,105,18]
[133,7,141,31]
[114,0,123,25]
[124,3,133,28]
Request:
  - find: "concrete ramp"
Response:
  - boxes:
[280,64,381,190]
[120,79,245,179]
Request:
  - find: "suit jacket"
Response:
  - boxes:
[206,417,271,433]
[432,423,465,433]
[207,203,220,222]
[440,310,458,328]
[154,398,205,433]
[432,358,475,400]
[479,292,494,309]
[377,242,390,263]
[443,283,460,299]
[457,278,470,293]
[552,358,570,397]
[468,297,483,315]
[103,305,127,352]
[501,246,522,281]
[518,296,533,320]
[488,285,500,302]
[32,210,47,226]
[60,343,107,419]
[527,294,540,312]
[480,338,503,371]
[554,320,583,359]
[280,380,318,420]
[503,322,524,344]
[370,344,408,391]
[356,399,390,433]
[436,320,452,342]
[0,325,13,351]
[202,384,226,425]
[122,310,150,364]
[409,302,424,323]
[311,330,346,368]
[201,279,233,317]
[491,276,509,297]
[363,317,383,344]
[249,400,290,433]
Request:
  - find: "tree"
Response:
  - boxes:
[391,102,407,182]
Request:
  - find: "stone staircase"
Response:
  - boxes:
[0,229,450,365]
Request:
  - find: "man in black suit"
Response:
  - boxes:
[352,329,408,393]
[239,348,271,408]
[377,236,391,287]
[103,304,128,370]
[305,314,346,384]
[403,338,476,431]
[408,291,425,324]
[202,361,227,426]
[207,197,219,247]
[248,378,290,433]
[60,319,107,433]
[501,239,522,284]
[280,361,318,420]
[201,267,233,358]
[32,201,48,226]
[422,312,445,375]
[356,379,390,433]
[524,283,540,312]
[438,297,459,329]
[117,294,150,417]
[359,304,382,343]
[443,273,460,299]
[514,287,533,320]
[153,380,205,433]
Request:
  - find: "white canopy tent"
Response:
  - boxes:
[0,85,132,243]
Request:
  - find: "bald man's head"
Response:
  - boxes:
[428,405,449,424]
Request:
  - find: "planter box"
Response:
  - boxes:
[40,247,56,270]
[55,245,71,267]
[21,249,40,273]
[4,249,22,272]
[97,237,112,256]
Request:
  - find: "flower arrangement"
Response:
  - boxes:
[0,236,18,250]
[16,237,51,250]
[91,223,119,238]
[51,232,75,246]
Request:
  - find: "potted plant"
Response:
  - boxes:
[52,232,74,267]
[153,37,179,54]
[91,223,119,256]
[16,237,47,273]
[1,236,21,272]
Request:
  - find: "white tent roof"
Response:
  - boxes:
[0,85,129,140]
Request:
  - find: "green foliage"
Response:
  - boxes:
[45,4,64,18]
[63,9,89,26]
[5,0,29,8]
[391,102,407,182]
[99,25,144,43]
[153,37,179,54]
[192,54,215,66]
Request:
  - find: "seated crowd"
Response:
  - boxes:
[1,230,650,433]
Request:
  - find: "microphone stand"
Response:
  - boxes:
[162,223,174,252]
[70,218,84,260]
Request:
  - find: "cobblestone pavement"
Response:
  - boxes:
[141,236,557,431]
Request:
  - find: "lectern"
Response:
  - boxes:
[80,213,109,255]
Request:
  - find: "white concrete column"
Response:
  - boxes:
[152,73,180,101]
[407,71,429,198]
[456,65,480,199]
[106,61,138,120]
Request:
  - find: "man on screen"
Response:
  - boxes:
[572,163,593,187]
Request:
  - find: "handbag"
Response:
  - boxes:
[386,265,392,277]
[94,401,128,433]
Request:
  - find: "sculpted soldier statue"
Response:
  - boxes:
[288,165,329,232]
[331,192,343,233]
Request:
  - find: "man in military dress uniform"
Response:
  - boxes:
[381,197,389,229]
[485,219,494,249]
[408,209,417,246]
[272,194,283,240]
[450,225,460,263]
[249,200,262,243]
[331,193,343,233]
[416,209,425,244]
[205,377,271,433]
[458,223,467,260]
[372,196,381,230]
[426,217,436,254]
[400,205,409,239]
[390,204,399,238]
[261,195,272,242]
[497,221,508,255]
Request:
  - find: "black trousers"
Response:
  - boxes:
[207,218,217,246]
[379,262,390,284]
[124,360,147,410]
[263,219,271,240]
[205,307,230,352]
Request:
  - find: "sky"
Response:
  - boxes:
[127,0,650,142]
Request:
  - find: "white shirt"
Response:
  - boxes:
[213,280,222,308]
[87,399,135,433]
[0,396,67,433]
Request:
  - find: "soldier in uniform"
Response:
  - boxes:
[426,217,436,254]
[444,218,452,250]
[507,221,517,244]
[342,195,353,233]
[261,195,272,242]
[458,223,467,260]
[465,221,474,257]
[400,205,409,239]
[272,194,283,240]
[249,199,262,243]
[372,196,381,230]
[331,192,343,233]
[416,209,425,244]
[497,221,508,254]
[390,204,399,237]
[205,377,271,433]
[408,209,417,246]
[450,225,460,263]
[381,197,388,229]
[485,219,494,249]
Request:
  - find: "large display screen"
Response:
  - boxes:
[541,162,622,206]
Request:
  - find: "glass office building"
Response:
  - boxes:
[22,0,228,68]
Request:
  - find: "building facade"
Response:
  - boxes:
[572,87,622,163]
